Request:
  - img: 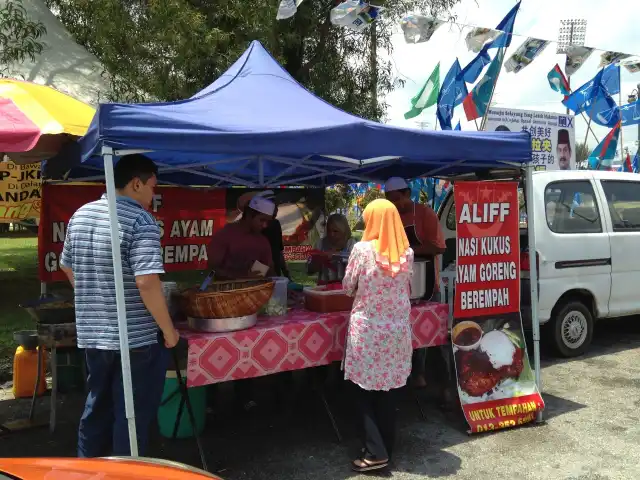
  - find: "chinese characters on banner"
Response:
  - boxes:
[453,181,544,434]
[38,183,226,282]
[484,107,576,171]
[0,161,42,222]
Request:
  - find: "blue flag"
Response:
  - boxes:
[454,121,461,130]
[436,59,468,130]
[601,64,620,96]
[461,45,491,83]
[634,150,639,173]
[563,68,621,128]
[619,99,640,126]
[486,1,521,49]
[463,48,505,121]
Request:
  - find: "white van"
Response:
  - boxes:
[439,170,640,357]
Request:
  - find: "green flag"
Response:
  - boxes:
[404,63,440,120]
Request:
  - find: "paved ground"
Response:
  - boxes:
[1,317,640,480]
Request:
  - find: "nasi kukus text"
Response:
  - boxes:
[456,202,516,311]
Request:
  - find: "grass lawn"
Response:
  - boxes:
[0,235,316,379]
[0,235,41,380]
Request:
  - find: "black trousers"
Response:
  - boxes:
[351,382,398,461]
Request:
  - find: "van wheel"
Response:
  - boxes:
[550,300,593,357]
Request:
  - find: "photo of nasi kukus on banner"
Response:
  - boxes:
[453,181,544,434]
[484,107,575,171]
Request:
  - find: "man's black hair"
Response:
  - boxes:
[114,154,158,189]
[242,205,258,219]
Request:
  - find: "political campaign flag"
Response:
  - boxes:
[436,59,467,130]
[547,64,570,95]
[462,48,505,121]
[485,1,521,49]
[461,46,491,84]
[599,51,630,68]
[565,46,593,76]
[619,100,640,127]
[454,121,461,131]
[601,64,621,96]
[588,121,621,169]
[563,69,620,128]
[404,63,440,120]
[505,38,549,73]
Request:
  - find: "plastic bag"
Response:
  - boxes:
[330,0,383,32]
[401,15,443,44]
[276,0,304,20]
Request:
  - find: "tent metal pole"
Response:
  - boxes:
[114,149,154,156]
[258,157,264,186]
[524,164,543,423]
[103,145,139,455]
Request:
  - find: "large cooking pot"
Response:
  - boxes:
[410,258,430,300]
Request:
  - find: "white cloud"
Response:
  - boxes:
[385,0,640,154]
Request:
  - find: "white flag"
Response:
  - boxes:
[401,15,443,44]
[277,0,304,20]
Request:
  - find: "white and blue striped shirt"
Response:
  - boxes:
[60,194,164,350]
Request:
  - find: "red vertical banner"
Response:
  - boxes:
[452,181,544,434]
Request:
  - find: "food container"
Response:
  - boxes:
[304,286,354,313]
[20,296,75,325]
[265,276,289,316]
[410,258,428,300]
[181,279,274,319]
[331,253,350,281]
[452,320,483,351]
[188,314,258,333]
[162,282,180,319]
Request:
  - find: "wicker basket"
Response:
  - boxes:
[181,279,274,319]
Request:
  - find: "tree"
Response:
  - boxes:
[576,141,590,168]
[359,186,385,211]
[325,183,353,214]
[44,0,459,120]
[0,0,46,77]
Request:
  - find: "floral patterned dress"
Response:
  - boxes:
[342,241,414,391]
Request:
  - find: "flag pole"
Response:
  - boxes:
[479,49,506,131]
[618,69,624,165]
[567,71,600,144]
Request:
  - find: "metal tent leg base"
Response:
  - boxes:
[411,386,427,421]
[318,389,342,443]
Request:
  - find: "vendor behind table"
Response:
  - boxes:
[206,195,275,280]
[307,213,355,284]
[235,190,290,278]
[385,176,446,389]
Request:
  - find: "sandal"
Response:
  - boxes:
[351,458,389,473]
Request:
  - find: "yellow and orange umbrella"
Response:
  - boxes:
[0,79,95,164]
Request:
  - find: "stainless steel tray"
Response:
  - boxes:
[188,313,258,333]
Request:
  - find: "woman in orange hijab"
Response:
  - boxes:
[342,198,414,472]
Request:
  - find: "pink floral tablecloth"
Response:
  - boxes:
[180,302,449,387]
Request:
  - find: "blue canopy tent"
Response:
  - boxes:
[57,40,532,186]
[59,41,540,456]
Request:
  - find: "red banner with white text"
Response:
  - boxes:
[38,183,226,282]
[452,181,544,434]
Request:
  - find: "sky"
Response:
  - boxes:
[384,0,640,156]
